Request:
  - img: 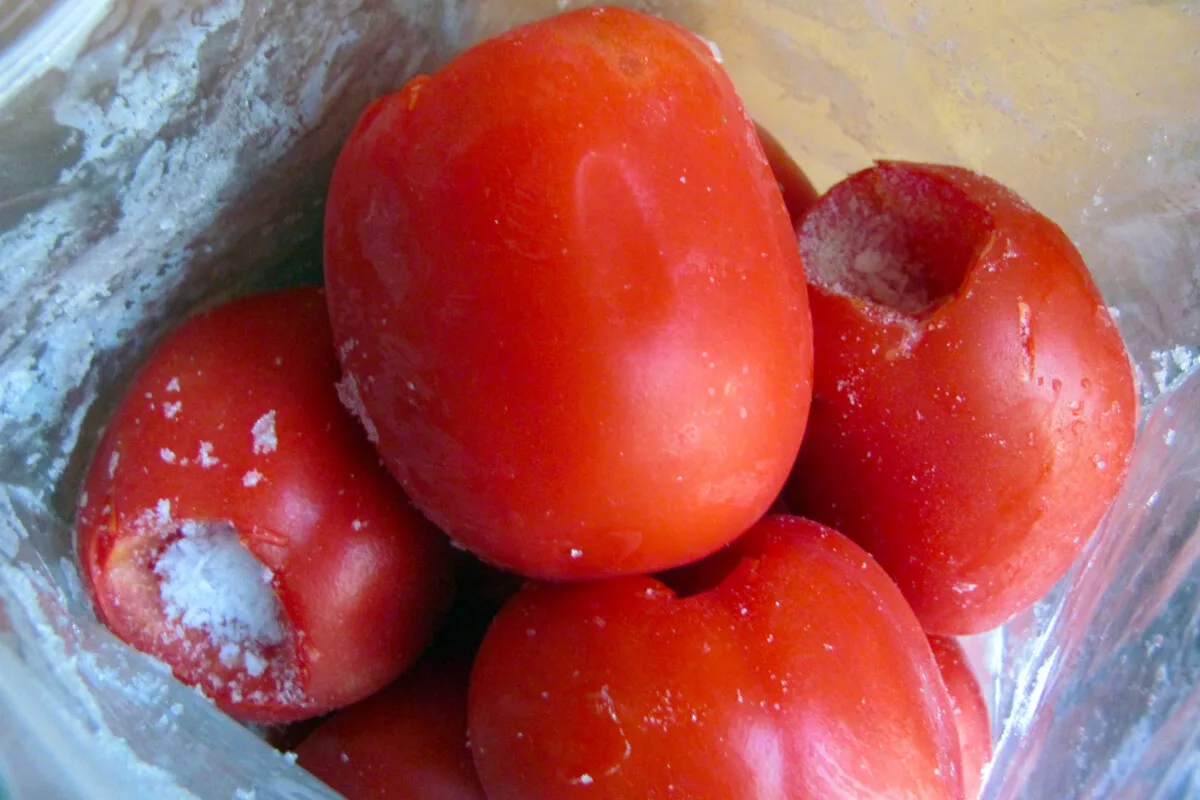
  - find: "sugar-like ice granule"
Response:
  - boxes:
[244,651,269,677]
[154,521,284,646]
[251,410,277,454]
[196,440,219,467]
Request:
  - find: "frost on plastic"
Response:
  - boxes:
[0,0,455,797]
[1,0,1199,798]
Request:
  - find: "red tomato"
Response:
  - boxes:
[324,6,813,580]
[756,123,820,228]
[928,636,991,799]
[296,656,485,800]
[469,515,965,799]
[785,161,1137,634]
[75,288,454,723]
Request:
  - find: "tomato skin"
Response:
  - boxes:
[785,162,1138,634]
[928,636,991,799]
[468,515,964,800]
[324,7,813,580]
[75,288,455,723]
[756,123,820,228]
[296,657,486,800]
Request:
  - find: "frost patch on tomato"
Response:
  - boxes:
[142,517,305,708]
[697,35,724,64]
[252,411,278,454]
[335,371,380,445]
[800,163,993,318]
[197,440,220,467]
[155,520,285,647]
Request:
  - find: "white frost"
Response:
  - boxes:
[698,35,724,63]
[196,441,219,468]
[251,411,277,455]
[335,372,379,445]
[154,521,283,646]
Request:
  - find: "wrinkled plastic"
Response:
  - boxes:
[0,0,1196,798]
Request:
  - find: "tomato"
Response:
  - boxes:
[928,636,991,799]
[296,656,485,800]
[75,288,455,723]
[784,161,1137,634]
[468,515,965,799]
[324,6,813,580]
[756,123,820,228]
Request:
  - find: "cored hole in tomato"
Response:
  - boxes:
[799,164,993,317]
[153,520,286,677]
[101,514,304,714]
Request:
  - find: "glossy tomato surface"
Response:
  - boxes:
[324,6,813,580]
[469,515,964,799]
[785,161,1138,634]
[297,657,485,800]
[75,288,454,723]
[929,636,991,799]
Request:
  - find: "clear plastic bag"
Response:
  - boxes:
[0,1,1196,797]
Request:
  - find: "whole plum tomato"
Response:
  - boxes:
[468,515,964,799]
[785,162,1137,634]
[297,656,485,800]
[75,288,455,723]
[324,7,813,580]
[928,636,991,798]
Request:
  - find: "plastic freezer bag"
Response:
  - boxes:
[0,0,1197,797]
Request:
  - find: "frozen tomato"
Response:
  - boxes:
[75,288,454,723]
[297,656,485,800]
[468,516,964,799]
[324,7,812,580]
[928,636,991,798]
[785,161,1137,634]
